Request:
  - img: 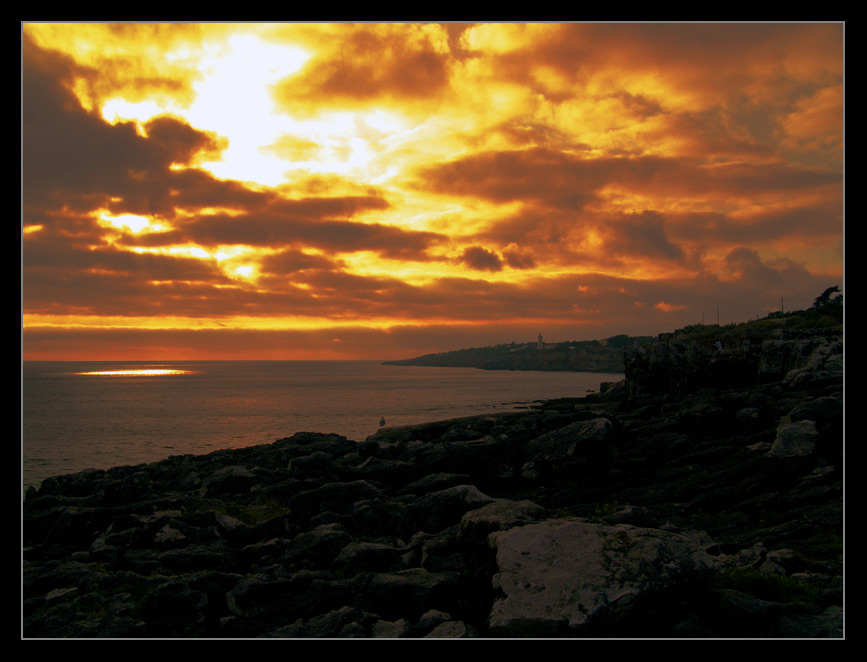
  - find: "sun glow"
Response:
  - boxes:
[97,212,159,234]
[22,23,844,362]
[231,264,256,280]
[77,369,193,376]
[178,34,313,186]
[101,98,166,128]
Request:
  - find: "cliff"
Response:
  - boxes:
[23,320,843,638]
[382,335,654,373]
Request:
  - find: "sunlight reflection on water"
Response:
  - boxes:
[76,369,194,376]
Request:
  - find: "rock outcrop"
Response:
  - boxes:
[23,325,843,638]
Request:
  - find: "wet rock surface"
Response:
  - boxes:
[23,327,843,638]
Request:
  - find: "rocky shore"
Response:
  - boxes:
[23,324,843,638]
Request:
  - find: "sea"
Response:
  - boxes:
[22,360,622,492]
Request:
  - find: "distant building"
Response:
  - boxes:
[537,334,544,350]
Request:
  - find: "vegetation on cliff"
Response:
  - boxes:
[655,286,842,350]
[384,286,842,374]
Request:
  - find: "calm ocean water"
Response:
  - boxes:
[22,360,621,491]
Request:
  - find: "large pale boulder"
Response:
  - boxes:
[487,518,717,637]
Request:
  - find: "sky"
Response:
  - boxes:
[22,22,844,361]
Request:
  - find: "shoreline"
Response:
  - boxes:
[23,327,843,638]
[23,364,621,493]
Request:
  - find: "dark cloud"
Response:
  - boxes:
[502,245,537,269]
[415,146,843,212]
[721,247,808,296]
[272,24,451,115]
[667,201,843,248]
[144,168,270,217]
[23,34,228,216]
[603,212,685,262]
[705,161,843,196]
[477,207,580,251]
[469,23,842,104]
[411,148,681,209]
[170,210,440,260]
[458,246,503,271]
[266,195,390,220]
[144,115,226,165]
[23,231,229,317]
[257,249,342,276]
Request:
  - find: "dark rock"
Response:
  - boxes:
[333,541,404,576]
[137,580,209,637]
[424,620,479,637]
[371,618,411,637]
[282,523,352,568]
[344,458,417,489]
[522,418,617,479]
[23,322,843,638]
[287,451,340,480]
[199,466,257,498]
[262,606,377,638]
[396,472,473,497]
[358,569,462,622]
[398,485,496,534]
[288,480,383,520]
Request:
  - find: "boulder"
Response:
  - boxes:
[357,568,462,622]
[371,618,411,638]
[282,523,352,569]
[396,473,472,497]
[458,499,547,566]
[199,466,257,498]
[522,418,617,479]
[788,397,843,429]
[487,518,717,637]
[768,420,819,457]
[399,485,496,534]
[424,620,479,637]
[332,541,404,576]
[288,480,383,519]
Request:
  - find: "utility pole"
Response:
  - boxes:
[781,296,784,314]
[717,306,720,325]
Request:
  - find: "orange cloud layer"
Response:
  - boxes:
[22,23,844,360]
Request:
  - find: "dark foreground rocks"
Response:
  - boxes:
[23,328,843,638]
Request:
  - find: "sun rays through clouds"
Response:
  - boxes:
[23,22,844,360]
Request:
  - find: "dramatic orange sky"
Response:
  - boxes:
[22,22,844,360]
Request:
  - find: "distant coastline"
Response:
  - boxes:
[383,334,654,373]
